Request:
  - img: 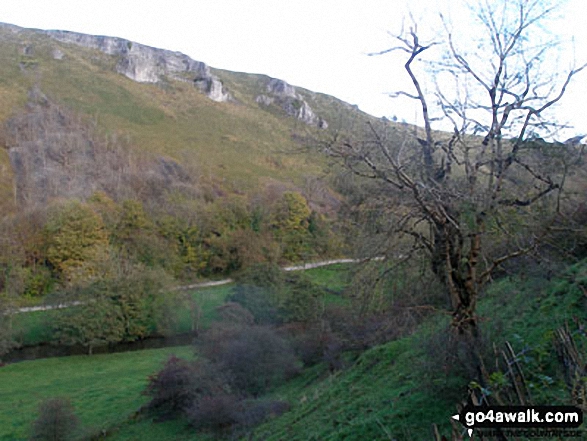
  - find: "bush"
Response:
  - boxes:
[185,394,241,430]
[185,395,291,433]
[144,356,229,419]
[215,302,255,326]
[282,274,326,323]
[416,322,493,401]
[29,397,78,441]
[232,262,285,293]
[51,266,176,353]
[200,324,300,396]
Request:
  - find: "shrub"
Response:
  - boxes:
[215,302,255,326]
[185,395,291,433]
[144,356,229,419]
[416,323,493,401]
[51,266,176,353]
[185,394,241,430]
[44,200,110,284]
[233,262,284,293]
[29,397,78,441]
[200,324,300,396]
[227,263,287,324]
[282,274,326,323]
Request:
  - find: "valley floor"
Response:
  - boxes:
[2,260,585,440]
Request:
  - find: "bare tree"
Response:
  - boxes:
[330,0,586,366]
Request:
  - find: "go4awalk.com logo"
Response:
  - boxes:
[451,405,584,438]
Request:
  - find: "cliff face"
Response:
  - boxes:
[45,29,231,102]
[257,78,328,128]
[0,23,330,126]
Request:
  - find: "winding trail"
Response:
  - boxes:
[8,258,370,315]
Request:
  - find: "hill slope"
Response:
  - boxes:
[0,22,370,211]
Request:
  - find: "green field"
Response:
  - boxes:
[0,346,194,441]
[2,263,353,440]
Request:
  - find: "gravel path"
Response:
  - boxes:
[8,258,372,314]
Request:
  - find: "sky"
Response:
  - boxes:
[1,0,586,139]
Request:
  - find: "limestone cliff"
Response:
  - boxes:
[45,29,230,102]
[257,78,327,128]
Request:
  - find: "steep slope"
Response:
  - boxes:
[0,22,372,211]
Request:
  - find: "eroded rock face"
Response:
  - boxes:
[46,30,230,102]
[257,78,327,128]
[6,96,194,205]
[267,78,297,99]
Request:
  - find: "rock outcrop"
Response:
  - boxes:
[45,30,230,102]
[257,78,327,128]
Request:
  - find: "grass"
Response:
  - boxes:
[170,284,234,335]
[33,37,330,194]
[3,261,586,440]
[0,345,194,441]
[300,263,352,293]
[10,284,234,347]
[0,23,371,215]
[251,260,587,440]
[11,309,58,346]
[11,262,354,346]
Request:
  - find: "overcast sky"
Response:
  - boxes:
[2,0,586,138]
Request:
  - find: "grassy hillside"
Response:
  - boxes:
[99,261,586,440]
[0,24,372,202]
[254,261,587,440]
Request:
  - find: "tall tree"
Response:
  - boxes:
[330,0,586,373]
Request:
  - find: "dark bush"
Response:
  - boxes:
[186,395,291,433]
[324,305,411,351]
[282,322,339,368]
[283,323,325,366]
[215,302,255,326]
[144,356,229,419]
[30,397,78,441]
[200,324,300,395]
[228,263,286,325]
[417,323,493,401]
[185,394,241,430]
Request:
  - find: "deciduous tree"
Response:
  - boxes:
[330,0,586,376]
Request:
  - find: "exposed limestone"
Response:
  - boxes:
[267,78,297,99]
[51,48,64,60]
[258,78,327,128]
[45,29,230,102]
[255,94,274,106]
